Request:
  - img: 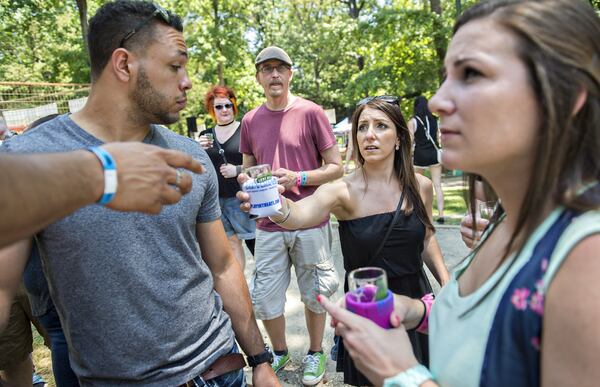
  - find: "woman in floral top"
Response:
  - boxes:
[319,1,600,386]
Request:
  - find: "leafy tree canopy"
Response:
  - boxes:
[1,0,597,131]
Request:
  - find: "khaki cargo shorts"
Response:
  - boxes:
[250,224,339,320]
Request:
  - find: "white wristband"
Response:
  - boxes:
[383,364,433,387]
[88,146,118,205]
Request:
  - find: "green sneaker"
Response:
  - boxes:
[271,351,291,373]
[302,352,327,385]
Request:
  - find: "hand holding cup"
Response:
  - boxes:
[238,165,283,218]
[345,267,394,329]
[198,133,213,149]
[478,201,496,220]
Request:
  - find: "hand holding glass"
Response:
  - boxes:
[345,267,394,328]
[478,201,496,220]
[198,133,213,149]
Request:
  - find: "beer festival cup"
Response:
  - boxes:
[242,164,282,218]
[478,201,496,220]
[345,267,394,328]
[204,132,214,147]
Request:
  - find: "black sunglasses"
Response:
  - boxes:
[119,4,171,48]
[356,95,400,107]
[214,103,233,111]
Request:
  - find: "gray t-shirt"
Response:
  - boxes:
[2,115,235,386]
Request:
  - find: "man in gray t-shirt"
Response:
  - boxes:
[0,2,278,386]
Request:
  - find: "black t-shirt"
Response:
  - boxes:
[200,126,243,198]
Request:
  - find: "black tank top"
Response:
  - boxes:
[338,210,425,279]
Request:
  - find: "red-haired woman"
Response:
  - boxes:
[199,85,255,269]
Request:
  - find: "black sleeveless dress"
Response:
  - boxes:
[412,116,440,167]
[336,209,432,386]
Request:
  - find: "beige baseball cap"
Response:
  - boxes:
[255,46,293,68]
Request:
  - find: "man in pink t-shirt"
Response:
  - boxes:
[240,46,343,385]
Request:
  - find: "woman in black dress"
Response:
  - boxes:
[408,96,445,223]
[198,85,255,269]
[239,97,449,385]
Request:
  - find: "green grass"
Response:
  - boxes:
[32,327,55,387]
[434,184,468,225]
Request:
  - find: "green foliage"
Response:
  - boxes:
[0,0,92,83]
[1,0,473,127]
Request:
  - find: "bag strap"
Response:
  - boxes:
[369,189,406,266]
[415,116,439,151]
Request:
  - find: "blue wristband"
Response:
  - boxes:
[300,171,308,186]
[88,146,118,205]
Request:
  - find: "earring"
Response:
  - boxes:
[395,144,400,150]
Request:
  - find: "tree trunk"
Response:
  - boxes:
[75,0,89,64]
[342,0,364,18]
[212,0,224,85]
[429,0,446,83]
[341,0,365,70]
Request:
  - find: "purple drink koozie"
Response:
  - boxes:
[345,289,394,329]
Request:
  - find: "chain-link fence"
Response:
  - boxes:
[0,82,90,132]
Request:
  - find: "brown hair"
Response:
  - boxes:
[203,85,239,121]
[458,0,600,257]
[352,99,434,231]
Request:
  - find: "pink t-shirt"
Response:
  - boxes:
[240,97,336,232]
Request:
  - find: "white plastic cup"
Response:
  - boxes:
[242,164,282,218]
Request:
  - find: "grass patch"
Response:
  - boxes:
[434,184,467,224]
[32,327,55,387]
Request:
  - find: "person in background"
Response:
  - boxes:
[408,96,445,223]
[319,1,600,386]
[198,85,255,270]
[460,178,494,249]
[240,46,343,385]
